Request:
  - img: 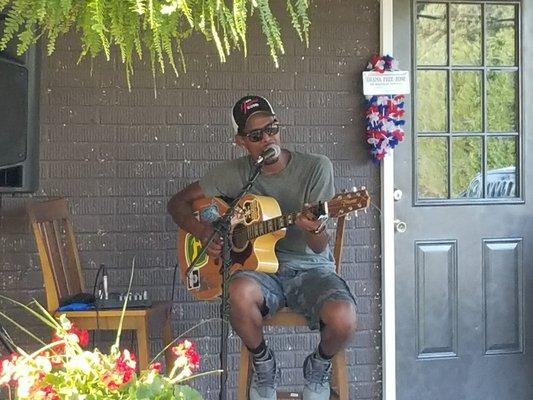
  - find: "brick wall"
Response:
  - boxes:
[0,0,381,398]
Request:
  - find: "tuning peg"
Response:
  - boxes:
[345,214,352,221]
[352,186,358,192]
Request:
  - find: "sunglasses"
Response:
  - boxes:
[240,122,280,142]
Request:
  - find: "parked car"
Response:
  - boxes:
[460,166,516,198]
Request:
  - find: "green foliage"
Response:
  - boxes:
[417,136,448,198]
[287,0,310,47]
[488,137,516,170]
[0,0,310,87]
[0,293,219,399]
[451,136,481,197]
[255,0,284,67]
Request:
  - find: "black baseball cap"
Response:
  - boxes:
[231,95,275,134]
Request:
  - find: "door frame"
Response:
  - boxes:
[380,0,396,399]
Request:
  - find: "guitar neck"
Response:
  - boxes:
[240,211,300,241]
[239,203,321,242]
[232,188,370,243]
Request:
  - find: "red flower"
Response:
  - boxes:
[102,349,137,390]
[172,340,200,371]
[102,373,121,391]
[70,326,89,347]
[0,353,19,387]
[39,384,60,400]
[51,322,89,349]
[149,362,162,373]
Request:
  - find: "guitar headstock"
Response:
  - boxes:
[327,187,371,218]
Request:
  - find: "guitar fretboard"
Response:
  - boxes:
[232,207,318,244]
[246,212,298,240]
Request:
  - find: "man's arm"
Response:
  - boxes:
[295,155,335,253]
[167,182,203,233]
[296,209,330,253]
[167,182,222,257]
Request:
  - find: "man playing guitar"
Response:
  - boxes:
[167,95,357,400]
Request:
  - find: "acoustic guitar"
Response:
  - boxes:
[177,188,370,300]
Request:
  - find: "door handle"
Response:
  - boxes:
[394,219,407,233]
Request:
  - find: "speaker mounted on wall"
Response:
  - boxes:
[0,13,40,193]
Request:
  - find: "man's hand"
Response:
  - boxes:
[295,203,329,254]
[195,220,223,258]
[295,204,326,234]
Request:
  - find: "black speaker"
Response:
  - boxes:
[0,13,40,193]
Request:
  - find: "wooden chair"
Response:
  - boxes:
[237,216,349,400]
[26,198,173,371]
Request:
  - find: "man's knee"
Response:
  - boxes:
[229,276,264,310]
[320,300,357,337]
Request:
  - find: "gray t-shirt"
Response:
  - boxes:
[199,151,336,270]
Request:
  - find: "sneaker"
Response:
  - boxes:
[249,348,279,400]
[303,352,332,400]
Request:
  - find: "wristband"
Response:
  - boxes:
[308,217,328,235]
[311,224,327,235]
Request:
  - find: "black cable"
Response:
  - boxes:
[92,264,105,298]
[170,262,179,302]
[91,264,105,348]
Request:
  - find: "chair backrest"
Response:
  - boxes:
[333,215,346,273]
[26,198,85,312]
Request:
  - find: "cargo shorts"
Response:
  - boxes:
[231,265,357,330]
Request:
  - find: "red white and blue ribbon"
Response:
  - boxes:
[365,55,406,163]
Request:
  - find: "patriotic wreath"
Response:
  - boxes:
[365,55,406,163]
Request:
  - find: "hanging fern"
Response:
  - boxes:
[287,0,310,47]
[255,0,284,67]
[0,0,310,88]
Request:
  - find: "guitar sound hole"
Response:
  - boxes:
[231,223,248,251]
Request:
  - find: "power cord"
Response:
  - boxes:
[170,262,179,302]
[91,264,106,349]
[92,264,105,298]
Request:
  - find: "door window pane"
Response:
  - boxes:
[452,136,482,198]
[487,136,517,197]
[417,3,448,66]
[418,137,448,199]
[487,4,517,67]
[488,71,518,132]
[418,71,448,132]
[487,136,516,170]
[415,1,520,202]
[452,71,482,132]
[451,4,482,66]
